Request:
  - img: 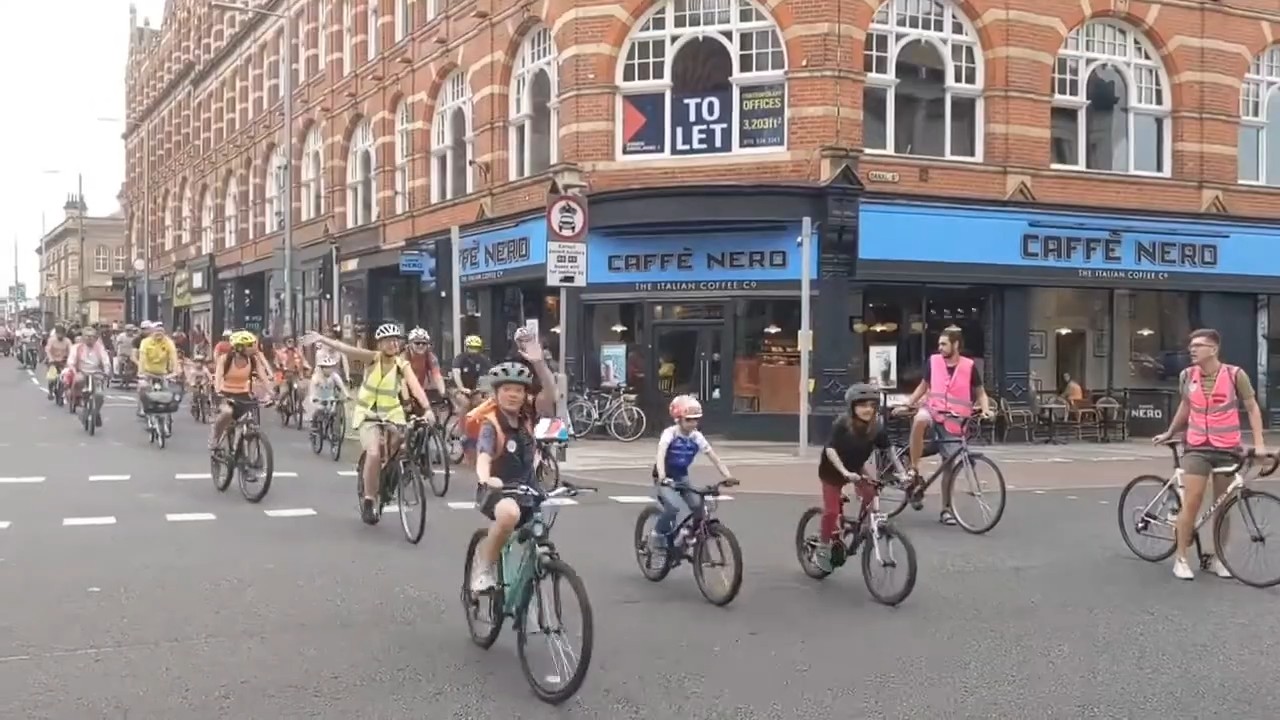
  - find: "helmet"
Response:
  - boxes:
[149,320,165,331]
[488,361,534,388]
[221,329,232,339]
[407,327,430,343]
[374,323,404,340]
[845,383,879,406]
[318,354,338,367]
[230,331,256,348]
[464,335,483,350]
[669,394,703,420]
[125,324,137,332]
[140,321,152,330]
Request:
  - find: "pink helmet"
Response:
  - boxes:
[669,394,703,420]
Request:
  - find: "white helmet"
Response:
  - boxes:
[140,320,153,330]
[317,353,339,368]
[407,327,430,343]
[374,323,403,340]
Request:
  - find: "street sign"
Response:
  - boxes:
[546,241,587,287]
[398,251,424,274]
[546,195,588,242]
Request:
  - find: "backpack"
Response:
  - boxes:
[462,398,532,465]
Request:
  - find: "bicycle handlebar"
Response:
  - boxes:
[500,480,599,501]
[659,477,739,494]
[1160,437,1280,476]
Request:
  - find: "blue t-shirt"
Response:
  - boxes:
[658,425,712,481]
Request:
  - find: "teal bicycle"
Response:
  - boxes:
[462,482,596,705]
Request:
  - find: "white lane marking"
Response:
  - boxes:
[0,521,10,529]
[264,508,316,518]
[62,516,117,526]
[447,501,476,510]
[1034,490,1047,495]
[1006,484,1017,489]
[610,496,655,504]
[0,477,45,484]
[543,498,578,506]
[336,470,357,476]
[382,504,400,513]
[713,495,734,501]
[1098,500,1110,505]
[89,475,130,482]
[1066,495,1078,500]
[29,377,39,386]
[273,471,298,478]
[174,473,211,480]
[166,512,216,522]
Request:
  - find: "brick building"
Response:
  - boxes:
[37,196,128,327]
[121,0,1280,438]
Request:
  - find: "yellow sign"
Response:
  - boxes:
[172,272,192,308]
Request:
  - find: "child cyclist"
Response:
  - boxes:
[815,383,891,572]
[648,394,736,552]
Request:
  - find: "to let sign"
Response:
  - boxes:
[672,91,731,155]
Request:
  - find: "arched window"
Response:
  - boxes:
[395,0,411,42]
[394,100,412,214]
[93,246,110,273]
[1240,46,1280,185]
[200,187,215,255]
[302,127,325,220]
[346,119,377,227]
[863,0,982,159]
[431,71,472,201]
[179,184,192,248]
[1051,19,1170,174]
[247,163,259,240]
[617,0,787,158]
[341,0,354,75]
[367,0,379,61]
[511,26,557,179]
[265,146,287,232]
[224,177,239,249]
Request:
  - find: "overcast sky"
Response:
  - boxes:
[0,0,165,293]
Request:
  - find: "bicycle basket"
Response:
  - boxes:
[622,393,638,403]
[143,390,180,413]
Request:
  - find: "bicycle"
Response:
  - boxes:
[309,395,347,461]
[141,376,181,450]
[78,372,106,437]
[535,439,562,492]
[408,402,451,497]
[462,482,597,705]
[189,379,212,424]
[1117,440,1280,588]
[211,397,275,503]
[795,473,919,606]
[876,410,1007,534]
[354,418,428,542]
[275,373,305,429]
[632,478,744,606]
[47,361,66,406]
[566,385,647,442]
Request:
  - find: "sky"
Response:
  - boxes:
[0,0,166,294]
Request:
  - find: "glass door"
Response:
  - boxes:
[652,325,727,428]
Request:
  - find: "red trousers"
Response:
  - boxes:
[820,479,875,541]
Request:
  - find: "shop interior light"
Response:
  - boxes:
[869,322,899,332]
[764,324,782,334]
[1055,327,1073,335]
[610,323,627,333]
[549,326,561,334]
[1135,328,1155,336]
[852,322,869,333]
[943,324,960,332]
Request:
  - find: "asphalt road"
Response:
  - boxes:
[1,364,1278,719]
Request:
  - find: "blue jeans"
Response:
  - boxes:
[654,481,704,537]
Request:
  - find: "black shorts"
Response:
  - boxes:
[222,393,257,420]
[476,485,536,528]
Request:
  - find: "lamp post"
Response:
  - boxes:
[213,1,295,336]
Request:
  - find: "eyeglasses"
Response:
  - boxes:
[411,341,428,347]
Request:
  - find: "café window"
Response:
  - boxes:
[586,303,646,390]
[1113,289,1190,390]
[859,288,988,392]
[734,299,801,413]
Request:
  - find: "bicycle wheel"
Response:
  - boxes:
[157,418,167,450]
[632,505,672,581]
[1214,488,1280,588]
[277,399,291,427]
[445,417,465,464]
[516,558,594,705]
[294,392,305,429]
[211,436,233,493]
[309,414,324,454]
[607,405,647,442]
[877,446,914,519]
[693,523,744,607]
[566,400,597,438]
[398,461,427,544]
[1117,474,1180,562]
[861,523,918,606]
[462,528,504,649]
[329,411,345,462]
[237,431,275,503]
[794,507,833,579]
[427,429,450,497]
[948,453,1007,534]
[536,447,560,492]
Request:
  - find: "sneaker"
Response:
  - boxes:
[814,541,834,573]
[1172,556,1195,580]
[1208,556,1233,579]
[471,563,497,593]
[939,508,957,526]
[360,497,377,525]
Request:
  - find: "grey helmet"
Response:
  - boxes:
[488,361,534,388]
[844,382,879,406]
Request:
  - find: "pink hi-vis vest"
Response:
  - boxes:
[1185,364,1242,449]
[926,354,974,435]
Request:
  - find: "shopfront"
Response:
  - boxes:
[455,216,552,357]
[185,260,215,337]
[857,199,1280,432]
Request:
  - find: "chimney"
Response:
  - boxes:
[64,193,88,219]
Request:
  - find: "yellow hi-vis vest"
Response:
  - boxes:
[353,357,409,428]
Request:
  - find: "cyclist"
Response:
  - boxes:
[306,323,431,524]
[645,394,735,554]
[44,325,72,399]
[135,321,180,417]
[306,326,350,421]
[813,383,890,572]
[273,335,311,409]
[1153,328,1266,580]
[67,326,112,420]
[210,330,274,451]
[451,335,491,413]
[404,327,447,403]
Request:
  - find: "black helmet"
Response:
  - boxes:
[844,383,879,406]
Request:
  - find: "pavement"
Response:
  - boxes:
[3,365,1280,718]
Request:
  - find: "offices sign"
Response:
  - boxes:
[621,86,787,157]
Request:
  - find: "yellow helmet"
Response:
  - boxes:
[464,335,483,350]
[230,330,256,348]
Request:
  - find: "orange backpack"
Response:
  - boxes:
[462,398,531,464]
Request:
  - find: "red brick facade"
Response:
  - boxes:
[120,0,1280,277]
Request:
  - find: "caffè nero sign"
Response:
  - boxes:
[1020,232,1219,282]
[606,249,789,273]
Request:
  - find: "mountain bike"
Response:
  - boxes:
[354,419,427,542]
[309,396,346,461]
[189,379,212,424]
[462,482,597,705]
[1118,440,1280,587]
[408,403,451,497]
[78,372,106,436]
[211,397,275,503]
[796,475,919,606]
[566,386,647,441]
[632,478,743,606]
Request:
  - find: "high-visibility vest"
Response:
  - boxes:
[1185,364,1242,449]
[352,357,408,428]
[926,354,973,435]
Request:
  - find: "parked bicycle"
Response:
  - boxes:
[566,385,647,442]
[633,478,743,606]
[462,482,597,705]
[309,396,346,461]
[1118,440,1280,588]
[211,397,275,503]
[354,418,428,542]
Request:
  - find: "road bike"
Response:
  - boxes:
[633,478,743,606]
[78,372,106,437]
[1118,440,1280,588]
[275,373,305,429]
[462,482,596,705]
[408,403,451,497]
[211,397,275,502]
[354,419,427,542]
[309,395,346,462]
[142,376,180,450]
[566,386,647,442]
[876,411,1007,534]
[796,475,919,606]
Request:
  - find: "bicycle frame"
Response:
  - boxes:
[499,506,560,617]
[1136,447,1248,537]
[837,487,892,565]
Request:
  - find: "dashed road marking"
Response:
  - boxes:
[447,501,476,510]
[1034,490,1047,495]
[1098,500,1110,505]
[165,513,216,522]
[337,470,357,477]
[0,477,45,484]
[62,516,116,526]
[273,471,298,478]
[89,475,130,482]
[174,473,211,480]
[264,508,316,518]
[0,522,10,530]
[610,496,655,504]
[1066,495,1078,500]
